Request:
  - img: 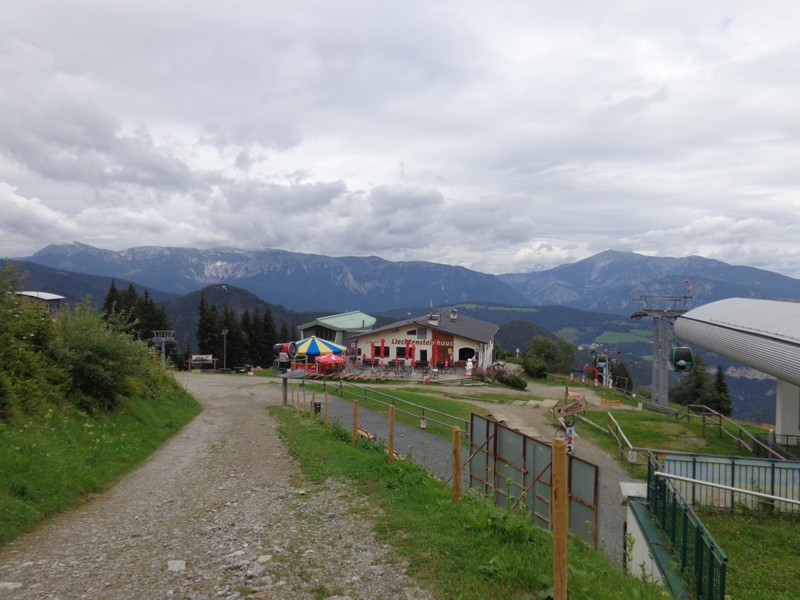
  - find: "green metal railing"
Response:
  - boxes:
[754,433,800,461]
[647,452,727,600]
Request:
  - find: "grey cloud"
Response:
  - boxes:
[2,2,800,279]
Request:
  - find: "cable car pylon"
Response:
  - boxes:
[630,281,691,407]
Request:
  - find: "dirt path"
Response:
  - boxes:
[0,375,431,600]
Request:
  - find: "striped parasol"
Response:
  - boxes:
[295,336,347,357]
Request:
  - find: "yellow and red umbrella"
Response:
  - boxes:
[295,336,347,357]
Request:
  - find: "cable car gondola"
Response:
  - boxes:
[669,346,693,372]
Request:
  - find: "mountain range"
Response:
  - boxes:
[498,250,800,314]
[9,242,798,425]
[22,243,527,313]
[22,243,800,314]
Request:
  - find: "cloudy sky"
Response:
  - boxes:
[2,2,800,277]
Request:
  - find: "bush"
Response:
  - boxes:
[495,370,527,390]
[472,366,493,382]
[50,300,160,412]
[0,266,66,420]
[522,355,548,379]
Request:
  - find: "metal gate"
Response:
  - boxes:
[469,413,600,547]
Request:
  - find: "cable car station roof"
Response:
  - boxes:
[674,298,800,387]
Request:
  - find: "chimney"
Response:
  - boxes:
[449,309,458,321]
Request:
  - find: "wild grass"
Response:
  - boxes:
[0,377,200,547]
[298,381,488,445]
[270,406,666,600]
[696,509,800,600]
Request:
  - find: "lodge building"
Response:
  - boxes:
[345,309,499,370]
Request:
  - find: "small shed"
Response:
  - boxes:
[16,291,65,315]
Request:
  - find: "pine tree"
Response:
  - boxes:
[221,305,247,368]
[262,307,278,365]
[670,355,716,407]
[102,280,138,334]
[196,292,222,357]
[136,289,171,339]
[278,322,290,344]
[102,279,120,317]
[240,308,255,363]
[610,360,634,392]
[711,364,733,416]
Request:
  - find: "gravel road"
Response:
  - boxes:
[0,373,634,600]
[0,374,433,600]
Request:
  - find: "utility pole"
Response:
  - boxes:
[222,329,228,370]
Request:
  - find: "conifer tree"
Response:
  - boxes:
[196,291,222,356]
[609,360,634,392]
[712,364,733,416]
[240,308,254,362]
[670,355,716,407]
[102,279,120,317]
[136,289,171,339]
[262,307,278,365]
[278,322,290,344]
[221,304,247,368]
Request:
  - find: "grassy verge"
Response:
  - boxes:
[696,509,800,600]
[574,407,768,479]
[297,381,489,445]
[0,376,200,547]
[270,406,666,600]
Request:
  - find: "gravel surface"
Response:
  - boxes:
[0,374,433,600]
[0,373,634,600]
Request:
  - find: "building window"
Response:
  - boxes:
[416,327,427,340]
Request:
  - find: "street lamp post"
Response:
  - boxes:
[222,329,228,370]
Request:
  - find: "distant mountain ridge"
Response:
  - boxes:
[23,243,800,315]
[498,250,800,314]
[0,259,181,307]
[25,243,528,312]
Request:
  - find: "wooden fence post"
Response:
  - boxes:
[325,392,329,432]
[552,437,568,600]
[310,391,315,424]
[352,400,359,448]
[388,405,395,463]
[452,426,462,503]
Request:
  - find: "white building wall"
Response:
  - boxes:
[626,504,664,586]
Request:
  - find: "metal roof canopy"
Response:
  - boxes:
[17,291,65,301]
[364,310,499,345]
[674,298,800,436]
[298,310,376,332]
